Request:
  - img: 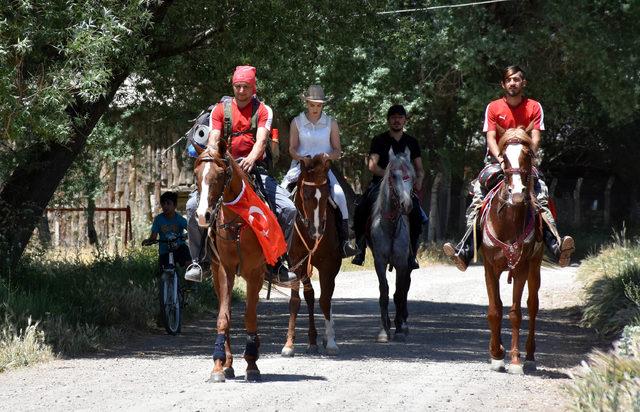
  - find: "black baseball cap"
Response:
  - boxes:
[387,104,407,118]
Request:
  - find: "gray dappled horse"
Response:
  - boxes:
[369,148,416,342]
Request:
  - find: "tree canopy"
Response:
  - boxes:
[1,0,639,266]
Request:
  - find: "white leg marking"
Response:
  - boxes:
[324,313,339,355]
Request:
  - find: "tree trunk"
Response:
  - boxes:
[0,2,174,271]
[428,172,443,243]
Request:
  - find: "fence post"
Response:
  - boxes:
[604,176,615,227]
[573,177,583,227]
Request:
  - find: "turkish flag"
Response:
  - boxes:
[223,180,287,265]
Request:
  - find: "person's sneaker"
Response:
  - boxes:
[266,262,297,284]
[185,262,203,282]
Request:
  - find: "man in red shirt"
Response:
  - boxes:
[443,65,574,271]
[187,65,296,283]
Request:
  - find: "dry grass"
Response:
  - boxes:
[567,326,640,411]
[0,317,54,373]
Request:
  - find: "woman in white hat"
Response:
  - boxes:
[281,85,357,258]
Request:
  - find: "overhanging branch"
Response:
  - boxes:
[148,26,223,60]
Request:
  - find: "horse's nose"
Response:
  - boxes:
[512,192,525,203]
[197,213,209,228]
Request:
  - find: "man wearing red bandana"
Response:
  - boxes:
[192,65,297,284]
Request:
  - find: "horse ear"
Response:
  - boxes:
[524,121,534,134]
[404,147,411,158]
[194,141,205,156]
[217,138,227,156]
[388,148,395,159]
[496,124,506,136]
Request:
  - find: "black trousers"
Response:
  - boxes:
[353,182,423,253]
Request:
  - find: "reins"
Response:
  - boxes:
[483,137,537,283]
[290,177,328,280]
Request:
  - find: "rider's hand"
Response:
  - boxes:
[142,238,154,246]
[238,156,256,173]
[497,155,505,168]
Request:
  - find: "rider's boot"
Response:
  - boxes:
[266,255,297,284]
[351,235,366,266]
[443,225,479,272]
[337,219,358,258]
[542,224,575,267]
[408,228,420,270]
[185,260,204,282]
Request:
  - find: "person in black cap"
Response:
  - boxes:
[351,104,426,269]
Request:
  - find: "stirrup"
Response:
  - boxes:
[185,262,203,282]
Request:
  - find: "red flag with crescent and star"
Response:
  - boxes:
[223,180,287,265]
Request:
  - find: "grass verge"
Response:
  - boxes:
[0,247,241,368]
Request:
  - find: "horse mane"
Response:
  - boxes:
[372,152,415,217]
[498,128,532,153]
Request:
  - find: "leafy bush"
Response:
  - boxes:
[0,247,228,358]
[567,326,640,411]
[579,236,640,337]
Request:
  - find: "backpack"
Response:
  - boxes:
[187,97,272,169]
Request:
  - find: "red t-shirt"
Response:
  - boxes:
[210,99,272,159]
[483,97,545,139]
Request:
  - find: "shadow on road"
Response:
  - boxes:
[94,295,607,375]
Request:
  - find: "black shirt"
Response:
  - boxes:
[369,131,422,183]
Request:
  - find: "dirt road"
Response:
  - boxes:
[0,264,601,411]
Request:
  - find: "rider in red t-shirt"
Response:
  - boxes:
[443,66,575,271]
[185,66,296,284]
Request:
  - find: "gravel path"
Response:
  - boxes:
[0,264,602,411]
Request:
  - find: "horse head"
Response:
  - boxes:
[384,147,415,216]
[497,128,534,206]
[297,154,331,239]
[193,139,231,228]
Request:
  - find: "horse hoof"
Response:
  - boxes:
[245,369,262,382]
[508,363,525,375]
[489,358,506,372]
[306,344,319,354]
[207,371,226,383]
[377,329,390,343]
[393,332,406,342]
[281,346,295,357]
[325,343,339,356]
[524,360,537,372]
[224,367,235,379]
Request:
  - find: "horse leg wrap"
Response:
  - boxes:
[244,333,260,360]
[213,333,226,363]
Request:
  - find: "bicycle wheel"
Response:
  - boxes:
[160,271,182,335]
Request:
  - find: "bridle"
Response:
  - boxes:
[291,177,328,276]
[383,163,412,221]
[501,137,534,191]
[484,137,537,282]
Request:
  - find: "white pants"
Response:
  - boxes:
[281,163,349,220]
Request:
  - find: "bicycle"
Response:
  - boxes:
[143,234,187,335]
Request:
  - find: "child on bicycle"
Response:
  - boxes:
[142,191,193,272]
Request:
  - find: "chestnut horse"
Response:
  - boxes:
[194,140,267,382]
[480,128,544,375]
[281,154,342,356]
